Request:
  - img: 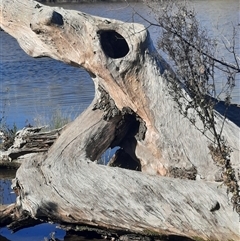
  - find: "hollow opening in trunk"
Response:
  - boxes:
[98,30,129,58]
[108,147,141,171]
[105,112,144,171]
[91,86,145,171]
[97,146,120,165]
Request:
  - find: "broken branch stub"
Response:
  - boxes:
[0,0,240,240]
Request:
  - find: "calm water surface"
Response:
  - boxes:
[0,1,239,240]
[0,0,239,129]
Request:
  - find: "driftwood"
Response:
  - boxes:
[0,0,240,240]
[0,126,63,168]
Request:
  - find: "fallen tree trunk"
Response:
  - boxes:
[2,153,240,240]
[0,0,239,240]
[0,126,63,168]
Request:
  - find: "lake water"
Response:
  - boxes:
[0,0,239,240]
[0,0,239,129]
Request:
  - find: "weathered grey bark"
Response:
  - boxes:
[0,126,63,165]
[0,0,240,240]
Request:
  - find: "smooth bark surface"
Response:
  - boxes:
[0,0,239,240]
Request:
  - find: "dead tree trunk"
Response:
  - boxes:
[0,126,63,166]
[0,0,239,240]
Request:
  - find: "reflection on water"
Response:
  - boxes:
[0,169,16,205]
[0,169,65,241]
[0,169,16,180]
[0,223,66,241]
[0,169,107,241]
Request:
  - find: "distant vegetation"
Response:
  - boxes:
[0,108,72,151]
[33,108,72,131]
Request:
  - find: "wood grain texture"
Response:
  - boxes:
[0,1,239,240]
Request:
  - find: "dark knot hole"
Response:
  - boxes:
[98,30,129,59]
[51,11,64,26]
